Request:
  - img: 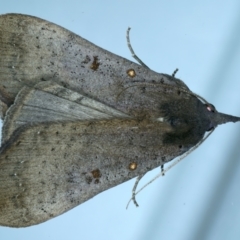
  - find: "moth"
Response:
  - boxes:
[0,13,239,227]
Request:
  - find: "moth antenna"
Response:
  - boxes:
[126,29,209,105]
[161,164,165,176]
[126,129,214,208]
[116,82,187,101]
[126,27,149,69]
[126,29,207,105]
[116,81,210,105]
[172,68,179,77]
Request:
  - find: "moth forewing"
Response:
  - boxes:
[0,13,188,119]
[0,117,184,227]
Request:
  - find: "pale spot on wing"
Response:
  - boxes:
[157,117,164,122]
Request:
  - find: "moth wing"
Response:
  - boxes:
[2,81,129,142]
[0,115,184,227]
[0,13,189,119]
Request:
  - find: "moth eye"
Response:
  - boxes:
[205,104,216,113]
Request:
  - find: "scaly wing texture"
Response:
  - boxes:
[0,13,189,119]
[0,119,184,227]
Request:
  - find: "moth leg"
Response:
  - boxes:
[172,68,179,77]
[132,173,145,207]
[161,164,165,176]
[126,27,149,69]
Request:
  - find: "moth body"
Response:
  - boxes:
[0,14,239,227]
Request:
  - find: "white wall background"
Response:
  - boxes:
[1,1,240,240]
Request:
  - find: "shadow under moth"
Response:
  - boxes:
[0,13,239,227]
